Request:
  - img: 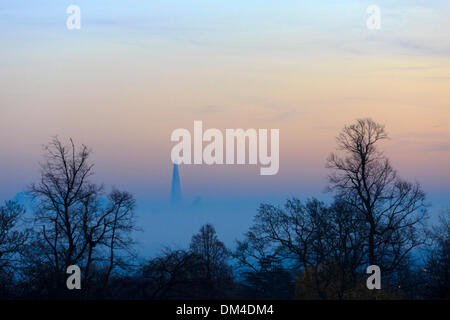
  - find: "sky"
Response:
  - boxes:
[1,1,450,254]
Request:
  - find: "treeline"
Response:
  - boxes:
[0,119,448,300]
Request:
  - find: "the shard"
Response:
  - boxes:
[171,162,181,204]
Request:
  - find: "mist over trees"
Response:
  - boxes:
[0,120,448,300]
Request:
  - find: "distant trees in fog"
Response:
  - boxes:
[0,120,448,300]
[136,224,234,299]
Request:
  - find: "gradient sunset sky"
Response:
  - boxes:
[1,1,449,253]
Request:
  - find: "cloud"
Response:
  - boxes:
[362,35,450,57]
[267,111,298,122]
[195,105,222,114]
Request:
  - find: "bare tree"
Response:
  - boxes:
[27,137,137,295]
[0,201,30,293]
[142,248,204,299]
[101,190,137,287]
[326,119,427,271]
[235,198,367,298]
[189,224,230,282]
[29,138,98,276]
[424,210,450,299]
[137,226,233,300]
[79,189,136,291]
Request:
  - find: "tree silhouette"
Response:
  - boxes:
[236,198,369,299]
[424,210,450,299]
[27,137,137,297]
[0,201,30,297]
[189,224,234,298]
[189,224,230,282]
[326,119,427,273]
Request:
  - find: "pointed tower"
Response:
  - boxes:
[171,162,181,204]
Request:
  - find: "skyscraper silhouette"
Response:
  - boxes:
[171,162,181,204]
